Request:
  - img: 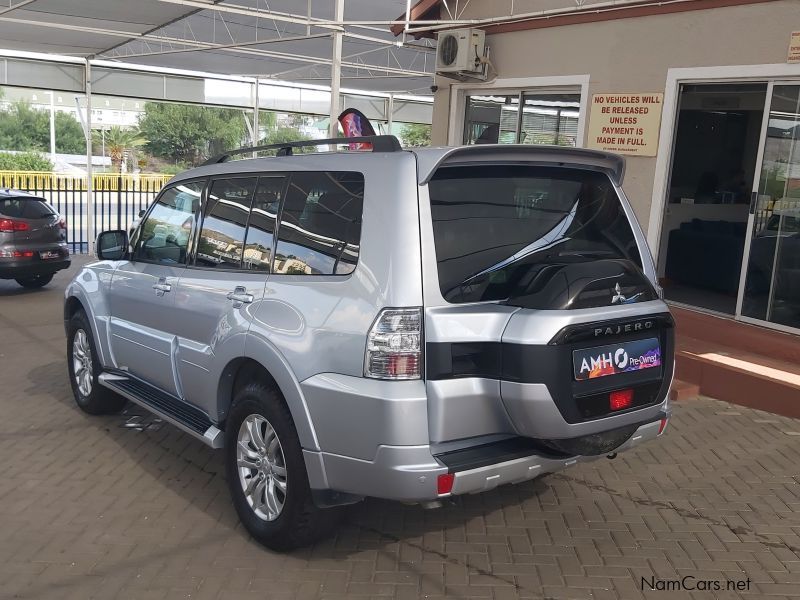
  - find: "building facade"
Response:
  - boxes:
[424,0,800,338]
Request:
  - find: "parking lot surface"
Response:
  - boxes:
[2,257,800,600]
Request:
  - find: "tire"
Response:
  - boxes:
[225,381,342,551]
[67,310,127,415]
[16,273,54,288]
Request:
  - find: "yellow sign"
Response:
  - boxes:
[789,31,800,63]
[587,93,664,157]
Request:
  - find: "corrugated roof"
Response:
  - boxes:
[0,0,436,94]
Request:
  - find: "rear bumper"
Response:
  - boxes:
[0,257,70,279]
[305,412,668,502]
[449,415,665,496]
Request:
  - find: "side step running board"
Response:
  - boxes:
[98,372,223,449]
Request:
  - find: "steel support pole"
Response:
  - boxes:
[387,93,394,135]
[47,91,56,163]
[328,0,344,138]
[85,59,94,254]
[253,77,260,157]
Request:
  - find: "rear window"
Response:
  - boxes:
[428,165,642,304]
[0,197,55,219]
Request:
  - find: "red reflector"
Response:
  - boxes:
[609,389,634,411]
[386,354,419,378]
[0,218,29,232]
[658,417,669,435]
[437,473,455,495]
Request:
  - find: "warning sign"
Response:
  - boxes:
[586,93,664,157]
[789,31,800,63]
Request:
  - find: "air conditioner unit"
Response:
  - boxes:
[436,28,486,79]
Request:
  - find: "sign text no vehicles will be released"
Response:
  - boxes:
[587,93,664,157]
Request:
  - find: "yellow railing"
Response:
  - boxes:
[0,171,172,191]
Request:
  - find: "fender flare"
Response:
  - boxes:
[216,330,320,452]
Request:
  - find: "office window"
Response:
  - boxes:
[134,181,202,265]
[519,93,581,146]
[243,176,284,271]
[464,90,581,146]
[196,177,256,269]
[463,94,519,144]
[274,172,364,275]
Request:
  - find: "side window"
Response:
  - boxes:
[133,181,203,265]
[195,177,257,269]
[274,172,364,275]
[242,176,284,271]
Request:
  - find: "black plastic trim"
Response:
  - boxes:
[425,313,675,424]
[435,437,569,472]
[435,411,667,474]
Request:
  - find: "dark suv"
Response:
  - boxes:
[0,189,70,288]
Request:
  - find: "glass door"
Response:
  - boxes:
[738,83,800,331]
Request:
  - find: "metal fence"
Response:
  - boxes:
[0,171,171,253]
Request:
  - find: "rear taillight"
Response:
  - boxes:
[58,218,67,230]
[0,218,29,232]
[364,308,422,380]
[0,250,34,258]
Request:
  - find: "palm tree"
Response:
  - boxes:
[93,126,146,172]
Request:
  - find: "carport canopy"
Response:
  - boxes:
[0,0,440,103]
[0,0,453,248]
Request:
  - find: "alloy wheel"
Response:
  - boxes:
[72,329,93,397]
[236,414,288,521]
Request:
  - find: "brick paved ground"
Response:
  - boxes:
[2,257,800,600]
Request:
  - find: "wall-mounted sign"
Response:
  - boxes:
[586,93,664,157]
[789,31,800,63]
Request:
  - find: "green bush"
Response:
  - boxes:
[0,151,53,171]
[157,163,187,175]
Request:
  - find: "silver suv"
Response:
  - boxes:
[65,136,673,550]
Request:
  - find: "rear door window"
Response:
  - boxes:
[195,177,256,269]
[274,171,364,275]
[428,165,642,304]
[242,176,284,272]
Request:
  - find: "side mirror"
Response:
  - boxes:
[96,230,129,261]
[138,209,146,218]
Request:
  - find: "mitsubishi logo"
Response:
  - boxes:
[611,283,643,305]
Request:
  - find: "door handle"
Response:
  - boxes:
[152,278,171,295]
[227,286,254,306]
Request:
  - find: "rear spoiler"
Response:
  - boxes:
[415,145,626,186]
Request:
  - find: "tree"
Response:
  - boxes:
[138,102,247,166]
[0,101,86,154]
[400,123,431,147]
[258,126,314,154]
[93,126,145,172]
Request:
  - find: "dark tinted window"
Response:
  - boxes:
[134,181,202,265]
[428,165,642,303]
[0,197,55,219]
[196,178,256,269]
[274,172,364,275]
[243,176,283,271]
